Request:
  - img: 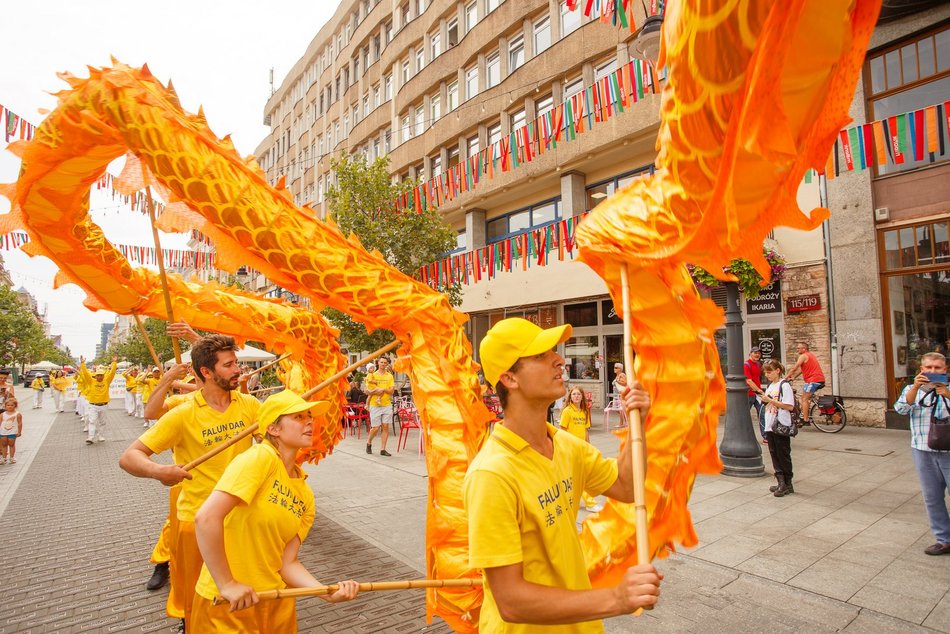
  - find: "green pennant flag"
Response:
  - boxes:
[896,113,908,155]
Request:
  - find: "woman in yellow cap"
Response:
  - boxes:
[191,390,360,631]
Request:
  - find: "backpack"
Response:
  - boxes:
[773,380,801,437]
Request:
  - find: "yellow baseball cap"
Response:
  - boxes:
[257,390,331,434]
[479,318,572,386]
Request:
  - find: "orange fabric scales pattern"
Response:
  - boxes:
[575,0,880,587]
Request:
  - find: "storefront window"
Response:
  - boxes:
[564,301,597,327]
[886,272,950,396]
[565,336,599,380]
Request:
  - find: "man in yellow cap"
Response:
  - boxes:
[119,334,257,631]
[464,317,662,632]
[78,356,118,444]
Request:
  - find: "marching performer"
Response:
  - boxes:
[78,357,118,444]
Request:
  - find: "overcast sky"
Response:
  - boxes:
[0,0,335,359]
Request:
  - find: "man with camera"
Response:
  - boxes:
[894,352,950,556]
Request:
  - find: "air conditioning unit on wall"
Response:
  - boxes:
[874,207,890,221]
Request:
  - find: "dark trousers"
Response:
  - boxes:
[766,432,793,481]
[748,394,764,437]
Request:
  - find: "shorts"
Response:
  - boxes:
[1,434,16,439]
[369,405,393,428]
[803,382,825,393]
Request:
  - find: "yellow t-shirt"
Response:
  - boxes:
[30,377,45,391]
[194,442,315,600]
[79,361,118,403]
[559,404,590,440]
[365,371,394,407]
[141,376,160,403]
[139,389,260,522]
[164,392,195,411]
[51,376,70,392]
[124,372,139,392]
[464,423,618,634]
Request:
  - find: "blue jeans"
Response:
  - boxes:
[912,448,950,544]
[749,394,765,437]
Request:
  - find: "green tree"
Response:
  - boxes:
[0,285,62,369]
[324,153,459,353]
[104,317,186,367]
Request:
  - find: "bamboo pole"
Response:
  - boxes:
[213,578,481,605]
[132,313,162,369]
[181,341,399,471]
[246,352,292,378]
[145,186,182,364]
[250,385,284,396]
[620,264,650,570]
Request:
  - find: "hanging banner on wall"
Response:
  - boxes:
[746,281,783,314]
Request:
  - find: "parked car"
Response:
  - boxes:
[22,369,51,388]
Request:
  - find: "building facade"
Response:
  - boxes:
[254,1,947,422]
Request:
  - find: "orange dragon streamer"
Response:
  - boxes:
[0,61,489,630]
[575,0,880,586]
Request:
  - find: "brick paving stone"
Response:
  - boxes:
[0,405,452,633]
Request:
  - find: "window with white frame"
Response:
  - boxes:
[402,114,412,142]
[536,94,554,118]
[488,121,502,159]
[373,84,381,108]
[509,35,524,72]
[343,112,350,136]
[416,0,426,15]
[560,2,581,36]
[563,76,584,100]
[467,133,480,156]
[595,58,618,81]
[415,105,425,135]
[384,128,392,153]
[486,52,500,88]
[416,47,425,73]
[363,95,370,117]
[385,20,393,44]
[534,16,551,55]
[486,0,501,14]
[465,66,479,99]
[385,74,393,100]
[448,18,459,46]
[465,1,477,32]
[431,32,442,59]
[447,80,459,111]
[431,93,441,122]
[401,2,410,28]
[402,58,411,84]
[431,153,442,177]
[447,146,460,169]
[510,107,526,132]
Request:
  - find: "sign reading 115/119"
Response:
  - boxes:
[787,294,822,313]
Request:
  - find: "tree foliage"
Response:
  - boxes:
[100,317,186,367]
[324,153,459,353]
[0,285,70,369]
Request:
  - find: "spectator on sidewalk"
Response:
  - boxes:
[759,360,796,497]
[192,390,359,627]
[465,317,661,632]
[79,357,118,444]
[30,374,46,409]
[893,352,950,556]
[364,358,395,457]
[785,342,826,424]
[559,386,602,512]
[611,363,627,398]
[0,369,14,406]
[50,370,69,413]
[119,334,257,630]
[744,347,765,441]
[0,397,22,464]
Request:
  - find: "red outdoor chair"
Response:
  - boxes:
[343,402,370,439]
[396,407,423,454]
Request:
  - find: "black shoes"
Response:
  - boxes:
[380,450,392,457]
[366,444,372,454]
[924,543,950,556]
[145,561,169,590]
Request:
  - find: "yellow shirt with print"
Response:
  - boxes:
[50,375,71,392]
[464,423,618,634]
[559,404,590,441]
[78,361,118,404]
[194,442,315,600]
[365,370,394,407]
[139,389,260,522]
[123,372,139,392]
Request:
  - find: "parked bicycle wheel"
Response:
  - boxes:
[808,398,847,433]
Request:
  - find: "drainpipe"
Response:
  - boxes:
[819,174,839,394]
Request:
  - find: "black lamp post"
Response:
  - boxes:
[718,282,765,477]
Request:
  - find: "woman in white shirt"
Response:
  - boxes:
[755,359,796,497]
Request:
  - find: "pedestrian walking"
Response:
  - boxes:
[364,358,394,457]
[559,386,602,512]
[192,390,360,629]
[0,369,14,406]
[78,357,118,444]
[50,370,69,412]
[0,398,22,464]
[30,374,46,409]
[744,347,765,442]
[893,351,950,556]
[758,359,796,497]
[464,317,661,632]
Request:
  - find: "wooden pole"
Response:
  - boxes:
[246,352,292,378]
[132,313,162,369]
[181,341,400,471]
[145,186,182,363]
[213,578,481,605]
[620,264,650,570]
[250,385,284,396]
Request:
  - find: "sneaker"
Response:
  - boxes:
[924,543,950,556]
[81,426,88,432]
[96,436,105,443]
[85,438,94,445]
[145,562,170,590]
[143,421,149,427]
[380,449,392,457]
[366,444,372,454]
[0,458,6,465]
[9,458,14,464]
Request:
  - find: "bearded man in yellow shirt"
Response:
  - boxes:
[119,334,256,631]
[464,318,662,633]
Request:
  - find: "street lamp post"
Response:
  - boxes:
[718,282,766,477]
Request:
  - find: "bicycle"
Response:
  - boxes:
[804,385,847,433]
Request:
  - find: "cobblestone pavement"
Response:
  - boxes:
[0,404,450,633]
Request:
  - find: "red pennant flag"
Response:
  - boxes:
[839,130,854,171]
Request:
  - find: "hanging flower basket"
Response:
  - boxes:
[688,247,786,299]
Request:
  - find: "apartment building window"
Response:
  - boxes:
[486,52,500,88]
[334,121,340,145]
[467,133,480,157]
[447,80,459,111]
[362,47,369,71]
[363,95,370,117]
[510,107,526,132]
[536,94,554,118]
[384,128,392,153]
[431,32,442,59]
[402,58,411,84]
[343,113,350,136]
[385,74,393,100]
[416,47,425,72]
[866,25,949,176]
[465,66,479,99]
[448,19,459,47]
[373,84,381,108]
[585,167,653,210]
[431,154,443,177]
[402,114,412,142]
[560,2,581,36]
[509,35,525,72]
[385,20,393,44]
[415,105,425,135]
[431,93,442,122]
[465,1,478,32]
[401,2,411,28]
[373,138,381,158]
[486,0,501,14]
[564,76,584,100]
[447,146,460,169]
[595,58,618,81]
[455,231,467,253]
[488,121,502,159]
[416,0,426,15]
[318,134,324,155]
[487,197,561,243]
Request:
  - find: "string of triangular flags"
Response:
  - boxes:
[396,58,659,213]
[564,0,666,31]
[806,100,950,181]
[419,211,593,288]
